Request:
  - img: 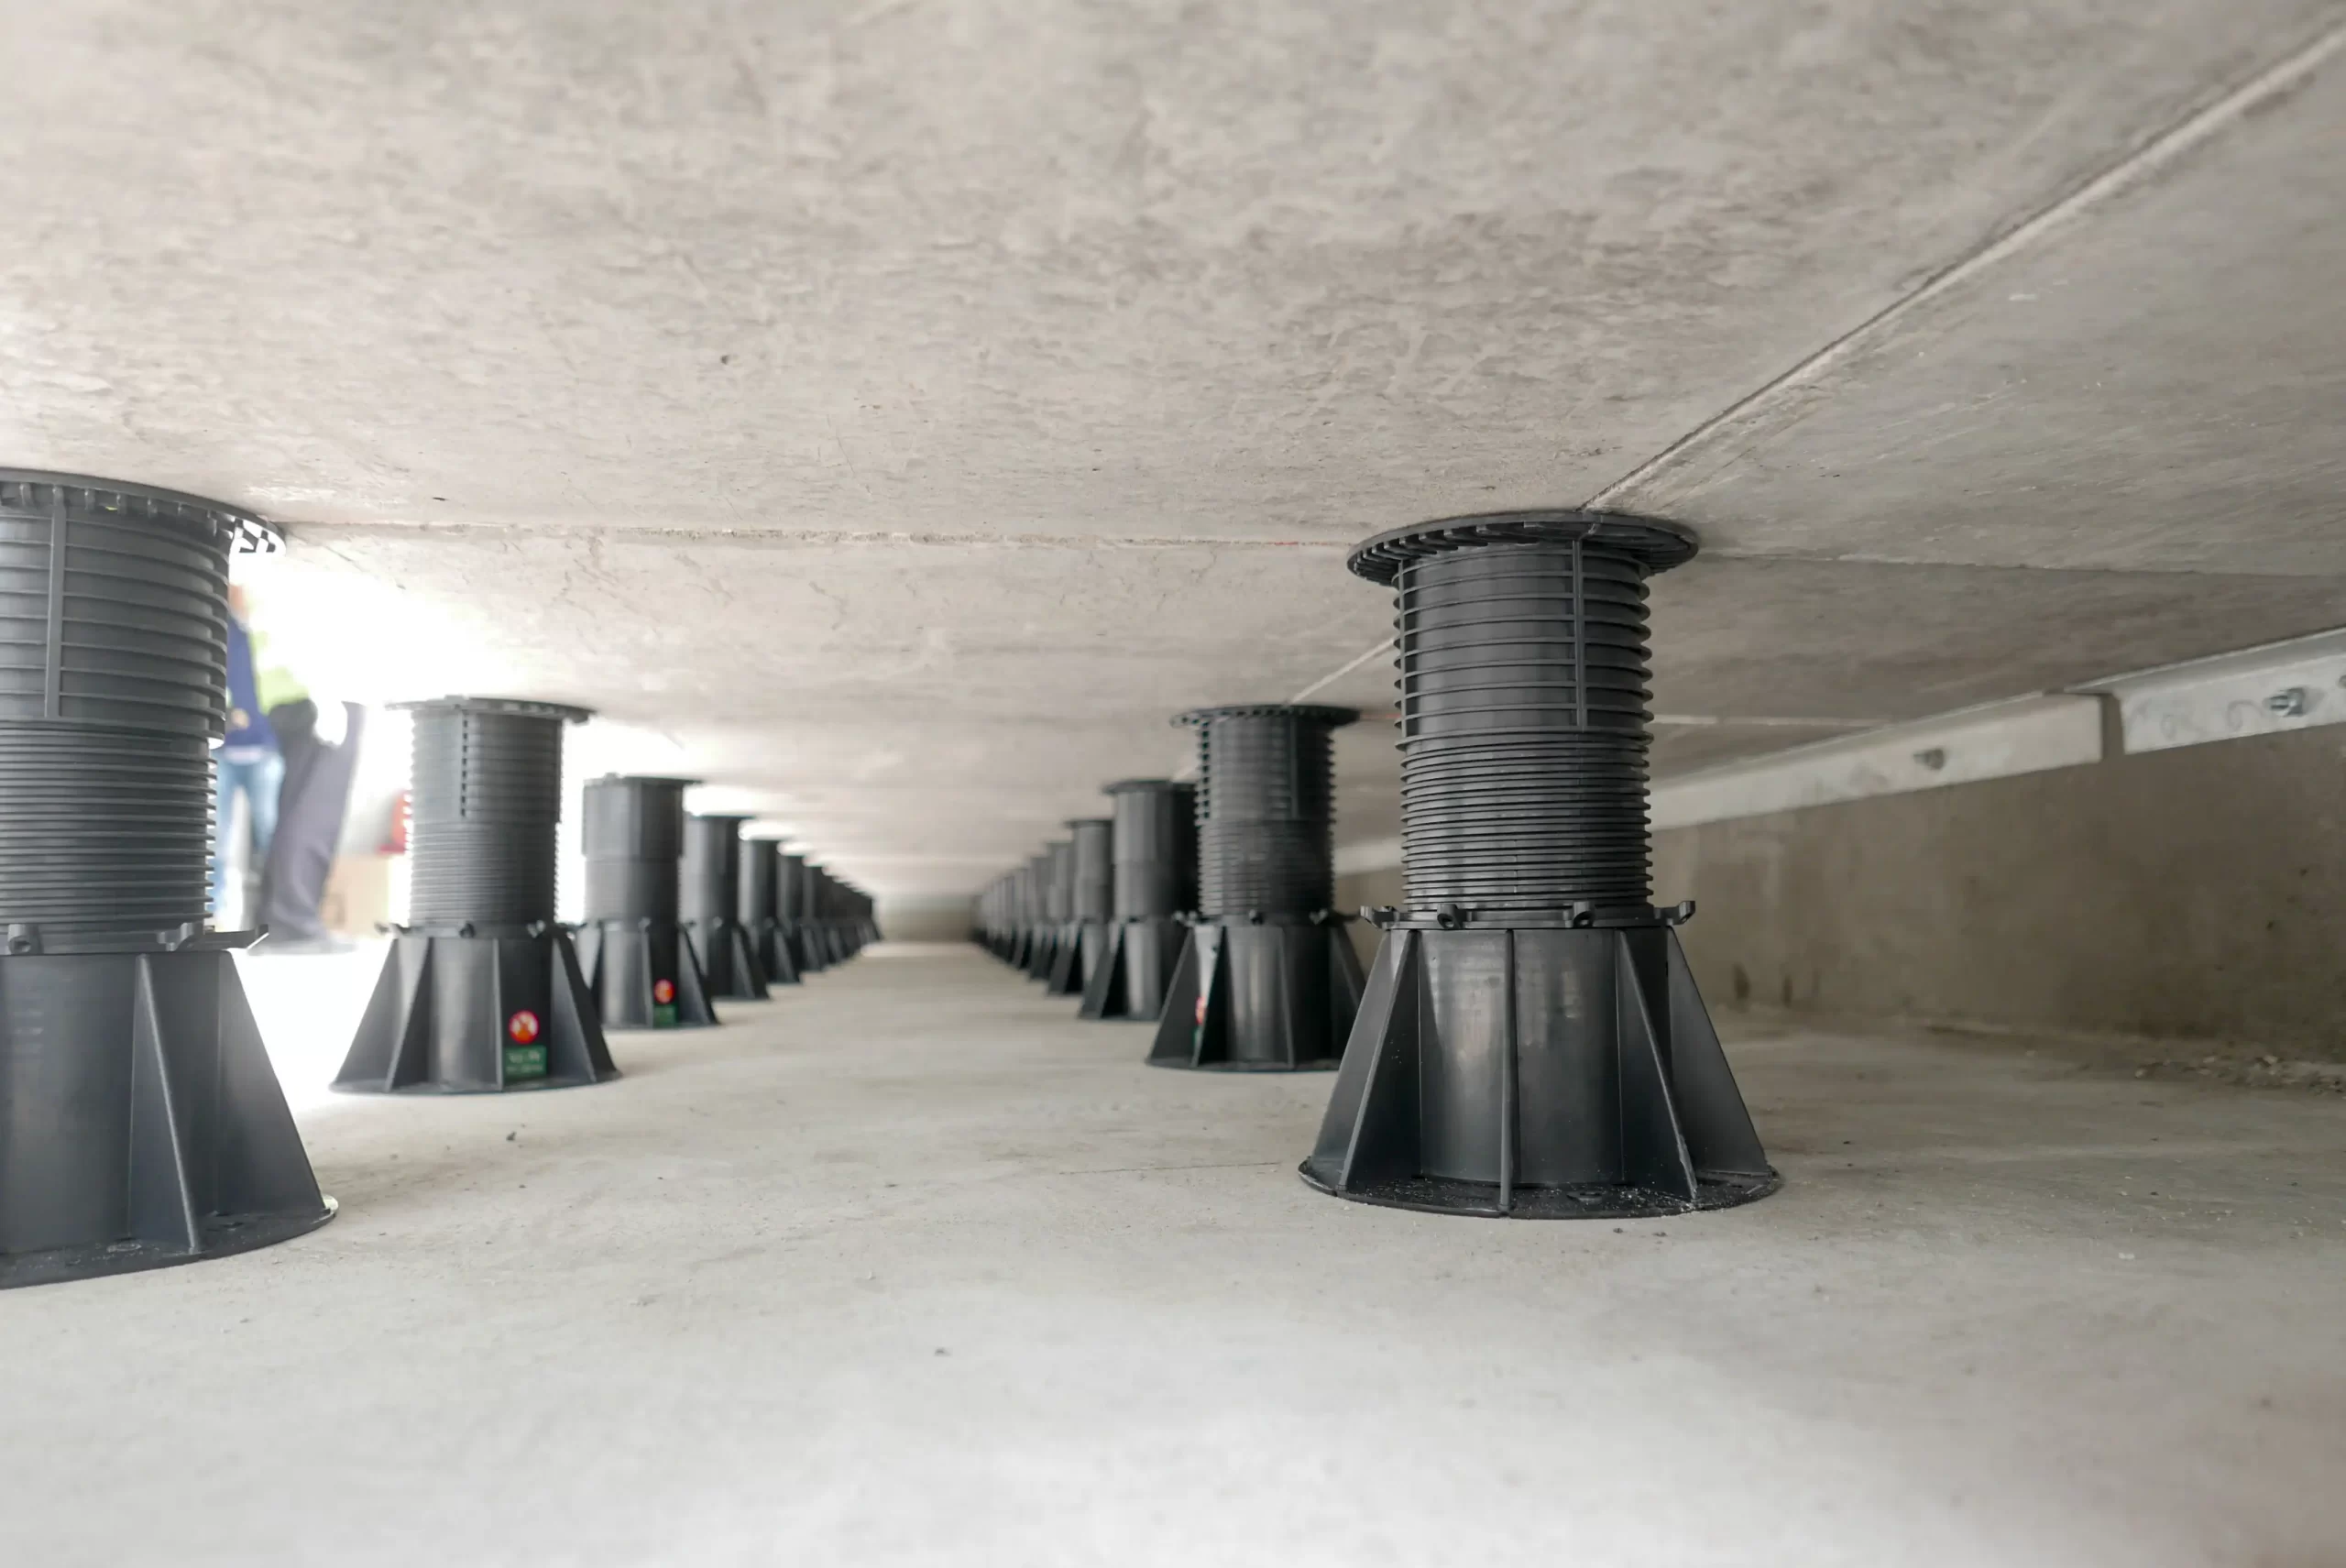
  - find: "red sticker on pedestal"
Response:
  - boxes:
[653,978,675,1004]
[1194,994,1208,1027]
[507,1009,541,1044]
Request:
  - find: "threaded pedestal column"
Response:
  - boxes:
[575,775,717,1030]
[1147,706,1365,1071]
[1047,818,1112,997]
[1302,510,1776,1218]
[742,837,801,984]
[1078,781,1195,1022]
[335,697,616,1093]
[682,815,770,1001]
[1112,781,1196,920]
[0,472,333,1288]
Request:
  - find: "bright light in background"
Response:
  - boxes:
[235,544,908,902]
[235,942,389,1113]
[236,546,487,706]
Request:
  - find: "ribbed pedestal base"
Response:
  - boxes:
[1299,925,1775,1217]
[1146,921,1365,1072]
[334,930,618,1093]
[1077,919,1185,1023]
[575,921,718,1030]
[686,917,770,1001]
[0,948,334,1288]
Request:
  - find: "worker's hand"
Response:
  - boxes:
[312,698,349,748]
[227,707,249,730]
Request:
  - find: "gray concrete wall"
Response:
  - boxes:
[878,895,977,943]
[1338,725,2346,1058]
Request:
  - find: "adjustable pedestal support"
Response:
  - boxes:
[1299,924,1776,1218]
[334,927,617,1093]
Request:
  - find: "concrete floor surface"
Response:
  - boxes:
[3,942,2341,1566]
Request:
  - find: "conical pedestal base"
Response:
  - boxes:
[793,922,830,975]
[333,929,618,1094]
[1077,919,1185,1021]
[687,917,770,1001]
[1147,920,1365,1071]
[1299,924,1778,1218]
[1024,925,1060,982]
[575,920,719,1031]
[1046,921,1105,996]
[0,947,335,1289]
[752,919,802,985]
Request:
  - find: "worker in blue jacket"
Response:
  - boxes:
[211,584,282,923]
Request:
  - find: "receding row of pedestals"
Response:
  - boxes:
[979,509,1781,1223]
[0,470,1780,1290]
[0,472,880,1288]
[338,739,877,1097]
[980,706,1366,1071]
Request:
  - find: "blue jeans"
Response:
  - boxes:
[213,750,285,918]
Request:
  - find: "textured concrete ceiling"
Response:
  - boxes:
[4,1,2342,894]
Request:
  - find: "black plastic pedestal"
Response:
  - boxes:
[333,928,617,1093]
[0,948,336,1288]
[1299,925,1777,1218]
[1147,920,1365,1071]
[1077,919,1184,1021]
[575,920,718,1031]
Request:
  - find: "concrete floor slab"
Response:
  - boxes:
[3,944,2341,1565]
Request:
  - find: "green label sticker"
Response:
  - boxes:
[503,1044,548,1080]
[653,1003,678,1028]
